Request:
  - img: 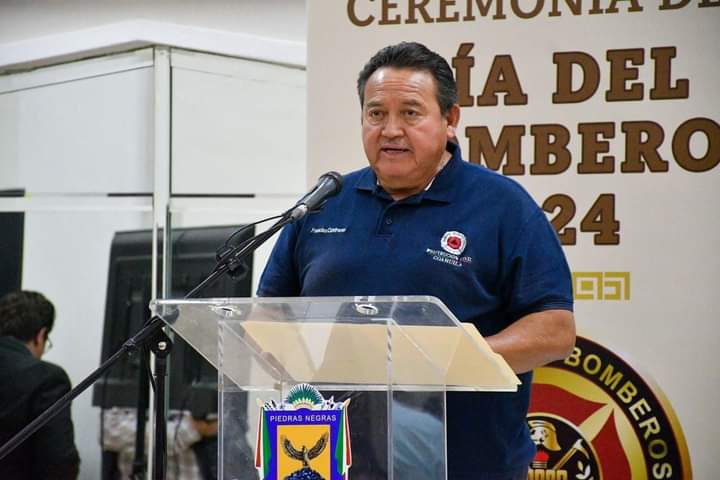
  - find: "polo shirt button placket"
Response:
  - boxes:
[377,203,396,235]
[378,215,394,235]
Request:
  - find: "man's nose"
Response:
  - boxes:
[381,114,404,138]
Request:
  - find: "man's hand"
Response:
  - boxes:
[486,309,575,374]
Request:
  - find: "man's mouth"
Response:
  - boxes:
[380,146,411,154]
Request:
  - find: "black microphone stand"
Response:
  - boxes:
[0,212,295,479]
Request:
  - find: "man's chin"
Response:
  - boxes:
[375,174,422,195]
[375,172,407,187]
[373,161,413,178]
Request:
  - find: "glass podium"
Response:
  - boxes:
[152,296,519,480]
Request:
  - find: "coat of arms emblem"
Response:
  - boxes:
[255,384,352,480]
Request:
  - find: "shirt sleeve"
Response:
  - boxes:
[257,223,302,297]
[502,208,574,321]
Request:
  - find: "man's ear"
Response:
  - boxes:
[445,104,461,138]
[34,327,48,347]
[26,327,48,358]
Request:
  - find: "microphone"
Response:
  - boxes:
[289,171,344,221]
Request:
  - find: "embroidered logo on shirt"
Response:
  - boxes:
[441,231,467,255]
[310,227,347,234]
[426,231,471,267]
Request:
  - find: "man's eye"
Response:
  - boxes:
[405,110,418,117]
[369,111,383,119]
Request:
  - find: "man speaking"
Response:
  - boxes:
[259,42,575,479]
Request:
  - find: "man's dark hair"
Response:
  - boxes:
[357,42,457,114]
[0,290,55,342]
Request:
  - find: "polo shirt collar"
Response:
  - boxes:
[355,169,377,193]
[354,141,462,204]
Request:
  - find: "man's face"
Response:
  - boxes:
[361,67,459,199]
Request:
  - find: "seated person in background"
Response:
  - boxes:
[101,407,219,480]
[0,290,80,480]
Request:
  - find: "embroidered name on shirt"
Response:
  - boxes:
[310,227,347,234]
[425,248,473,268]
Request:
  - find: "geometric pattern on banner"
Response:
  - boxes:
[572,272,631,301]
[529,335,692,479]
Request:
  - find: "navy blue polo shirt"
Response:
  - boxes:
[258,142,573,475]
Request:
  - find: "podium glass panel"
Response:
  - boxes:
[152,296,519,480]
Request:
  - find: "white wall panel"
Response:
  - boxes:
[171,51,305,196]
[0,93,19,185]
[0,49,153,93]
[0,52,154,194]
